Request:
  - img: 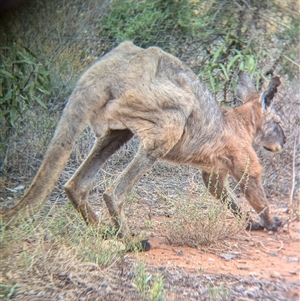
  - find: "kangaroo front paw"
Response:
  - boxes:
[245,220,264,231]
[265,216,281,232]
[245,216,281,231]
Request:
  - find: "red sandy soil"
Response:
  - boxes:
[142,220,300,285]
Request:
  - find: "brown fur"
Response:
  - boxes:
[1,41,285,236]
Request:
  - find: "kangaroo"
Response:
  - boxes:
[1,41,285,240]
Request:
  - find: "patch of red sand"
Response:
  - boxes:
[142,221,300,284]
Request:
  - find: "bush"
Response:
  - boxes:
[0,43,52,131]
[164,190,246,247]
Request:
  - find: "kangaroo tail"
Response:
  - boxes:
[1,90,88,224]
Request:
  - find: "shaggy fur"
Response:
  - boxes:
[1,41,285,236]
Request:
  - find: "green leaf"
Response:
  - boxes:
[9,106,17,126]
[35,97,47,109]
[17,51,35,65]
[239,60,245,70]
[246,55,256,72]
[0,69,14,79]
[0,44,52,130]
[23,46,38,59]
[213,45,224,63]
[209,72,216,92]
[228,54,242,70]
[36,86,50,95]
[220,63,229,80]
[29,82,35,96]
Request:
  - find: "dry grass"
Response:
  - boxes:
[0,203,136,300]
[0,0,299,300]
[164,194,246,248]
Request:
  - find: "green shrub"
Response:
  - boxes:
[0,43,52,130]
[132,260,165,301]
[100,0,198,49]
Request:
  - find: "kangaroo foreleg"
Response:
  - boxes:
[202,170,242,217]
[240,175,281,231]
[231,157,281,231]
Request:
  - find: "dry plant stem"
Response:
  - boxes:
[283,55,300,69]
[259,239,284,253]
[289,134,298,208]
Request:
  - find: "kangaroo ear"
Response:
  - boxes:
[236,71,257,103]
[260,76,281,109]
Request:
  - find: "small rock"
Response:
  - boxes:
[270,271,281,278]
[177,250,184,256]
[105,285,112,294]
[88,264,99,271]
[14,184,25,190]
[283,256,299,262]
[244,287,259,298]
[249,272,260,278]
[237,266,249,270]
[282,224,288,232]
[44,232,52,241]
[280,207,289,213]
[289,269,299,275]
[208,258,215,262]
[220,254,237,260]
[268,252,278,257]
[268,231,274,235]
[236,285,245,292]
[6,185,25,192]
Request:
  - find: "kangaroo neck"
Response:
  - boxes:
[227,101,263,140]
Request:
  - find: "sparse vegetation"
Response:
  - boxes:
[0,0,299,300]
[100,0,299,98]
[132,260,166,301]
[1,205,120,268]
[0,284,19,300]
[164,191,246,247]
[207,282,230,301]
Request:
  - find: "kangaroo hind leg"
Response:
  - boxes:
[64,129,133,225]
[103,119,186,241]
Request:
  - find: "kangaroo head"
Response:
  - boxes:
[237,72,286,152]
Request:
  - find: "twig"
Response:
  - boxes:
[259,239,284,253]
[289,134,298,208]
[283,55,300,69]
[260,13,290,29]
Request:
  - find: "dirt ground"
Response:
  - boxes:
[1,0,299,300]
[1,161,299,300]
[1,214,299,301]
[144,221,300,281]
